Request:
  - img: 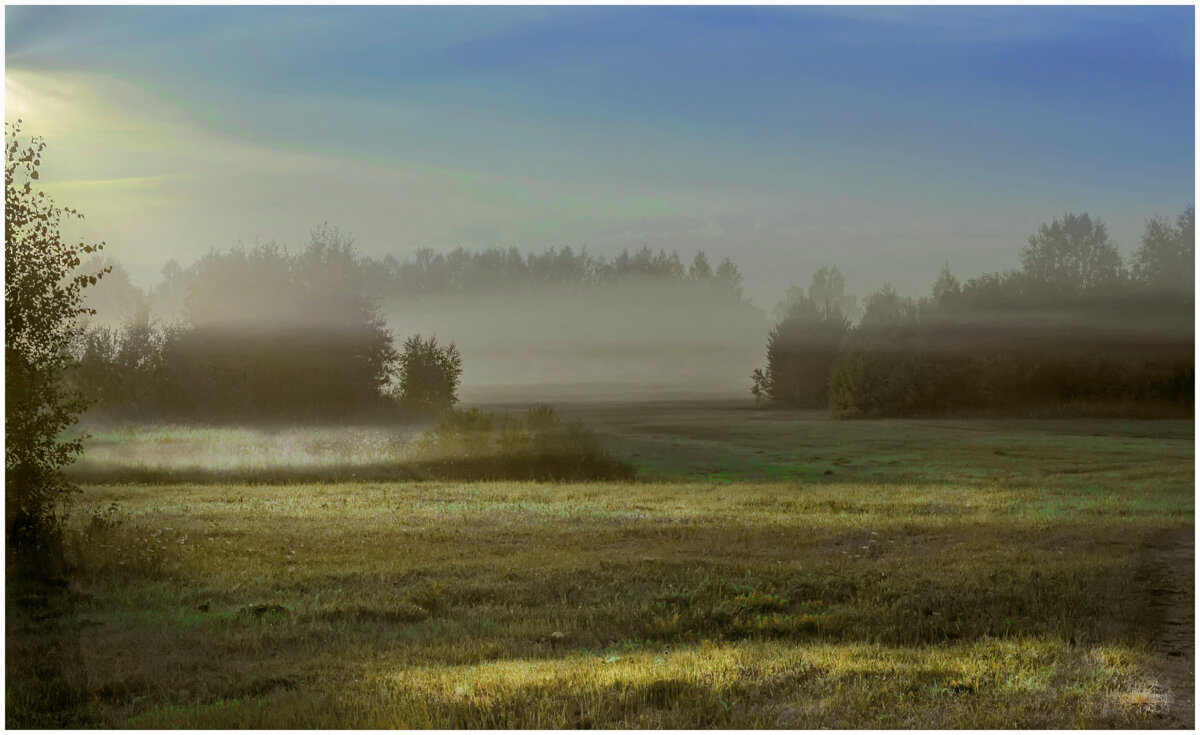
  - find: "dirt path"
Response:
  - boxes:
[1146,525,1194,729]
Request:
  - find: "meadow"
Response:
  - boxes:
[7,402,1194,728]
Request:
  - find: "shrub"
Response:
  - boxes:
[394,334,463,414]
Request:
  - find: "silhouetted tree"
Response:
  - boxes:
[808,266,858,320]
[930,263,961,306]
[147,258,189,318]
[1131,207,1194,297]
[860,283,918,327]
[1020,213,1125,296]
[77,256,143,321]
[715,257,744,301]
[753,268,852,406]
[689,250,713,280]
[5,122,109,552]
[394,334,463,413]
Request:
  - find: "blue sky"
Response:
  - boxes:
[5,5,1194,304]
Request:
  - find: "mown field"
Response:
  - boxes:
[7,402,1195,728]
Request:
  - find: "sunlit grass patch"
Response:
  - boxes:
[39,471,1191,728]
[117,639,1170,729]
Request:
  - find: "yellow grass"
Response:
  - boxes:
[16,471,1187,729]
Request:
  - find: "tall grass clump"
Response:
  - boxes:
[413,405,637,481]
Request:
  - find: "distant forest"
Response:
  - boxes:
[378,244,747,298]
[70,232,759,420]
[754,209,1194,417]
[86,236,749,319]
[73,209,1193,421]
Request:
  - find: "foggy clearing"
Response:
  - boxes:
[385,286,766,401]
[6,5,1193,731]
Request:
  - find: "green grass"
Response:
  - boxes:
[563,401,1193,489]
[9,403,1194,727]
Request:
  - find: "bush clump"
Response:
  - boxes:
[413,405,637,481]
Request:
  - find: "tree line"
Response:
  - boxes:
[105,240,749,317]
[71,228,472,421]
[69,228,755,421]
[370,243,746,300]
[753,210,1194,416]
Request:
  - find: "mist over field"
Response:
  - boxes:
[6,5,1195,731]
[71,236,770,412]
[385,286,766,400]
[81,280,770,404]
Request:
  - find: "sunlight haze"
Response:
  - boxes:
[6,5,1193,305]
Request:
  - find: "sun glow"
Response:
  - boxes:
[5,70,99,140]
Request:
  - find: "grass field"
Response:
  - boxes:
[7,401,1195,728]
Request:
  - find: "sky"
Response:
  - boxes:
[4,5,1195,307]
